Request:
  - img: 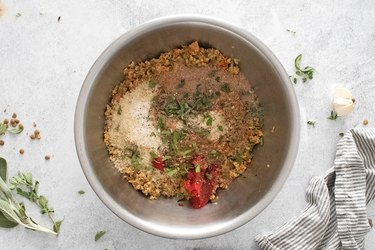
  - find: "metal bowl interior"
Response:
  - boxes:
[74,15,299,239]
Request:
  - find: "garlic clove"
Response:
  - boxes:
[332,87,355,116]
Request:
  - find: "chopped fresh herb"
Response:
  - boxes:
[286,29,296,34]
[339,132,345,137]
[16,13,21,17]
[209,150,219,158]
[179,149,192,156]
[177,79,186,88]
[294,54,315,82]
[95,231,106,241]
[307,120,316,127]
[117,106,122,115]
[231,151,243,163]
[78,190,85,195]
[150,132,156,137]
[217,125,224,131]
[162,155,172,161]
[165,168,178,176]
[149,151,158,159]
[206,116,213,126]
[260,137,264,146]
[57,16,61,22]
[195,164,201,173]
[221,83,231,93]
[328,110,338,120]
[157,117,166,131]
[148,79,157,89]
[123,145,145,169]
[215,76,221,82]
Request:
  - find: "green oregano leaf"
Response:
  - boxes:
[53,220,63,234]
[0,211,18,228]
[0,157,7,181]
[95,230,106,241]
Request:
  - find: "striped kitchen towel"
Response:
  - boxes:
[255,128,375,250]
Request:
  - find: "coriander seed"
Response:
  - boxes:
[44,155,50,160]
[3,119,8,124]
[30,134,35,140]
[19,149,24,154]
[363,119,369,126]
[19,124,24,129]
[0,140,4,146]
[12,113,17,118]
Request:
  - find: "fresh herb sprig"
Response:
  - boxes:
[0,157,58,235]
[9,172,63,234]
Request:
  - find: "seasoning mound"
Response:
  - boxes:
[104,42,263,208]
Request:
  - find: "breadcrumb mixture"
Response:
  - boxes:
[104,42,263,204]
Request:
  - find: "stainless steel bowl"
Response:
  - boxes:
[74,15,300,239]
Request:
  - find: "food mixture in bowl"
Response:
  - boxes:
[104,42,263,208]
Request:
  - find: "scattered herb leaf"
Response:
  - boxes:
[78,190,85,195]
[95,230,106,241]
[286,29,296,34]
[328,110,338,120]
[307,120,316,128]
[339,132,345,137]
[117,106,122,115]
[16,13,21,17]
[294,54,315,82]
[57,16,61,22]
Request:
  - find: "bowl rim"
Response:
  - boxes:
[74,14,300,239]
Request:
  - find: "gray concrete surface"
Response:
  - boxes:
[1,0,375,249]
